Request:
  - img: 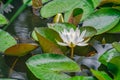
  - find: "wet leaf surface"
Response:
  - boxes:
[108,21,120,33]
[91,69,112,80]
[108,56,120,80]
[99,48,120,66]
[83,8,120,34]
[0,14,8,26]
[41,0,94,21]
[26,53,80,80]
[0,29,17,52]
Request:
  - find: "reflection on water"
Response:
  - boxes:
[6,7,52,43]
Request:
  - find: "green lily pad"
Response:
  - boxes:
[64,0,94,22]
[26,53,80,80]
[83,8,120,34]
[0,29,17,52]
[112,42,120,52]
[68,8,83,26]
[80,26,97,38]
[108,21,120,33]
[40,0,94,21]
[91,0,101,8]
[48,23,76,33]
[108,56,120,80]
[69,76,97,80]
[0,14,8,26]
[35,27,67,54]
[91,69,112,80]
[31,30,39,41]
[99,48,120,66]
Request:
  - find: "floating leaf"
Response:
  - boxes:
[91,69,112,80]
[0,29,17,52]
[68,8,83,26]
[64,0,94,22]
[112,42,120,52]
[80,27,97,38]
[41,0,94,21]
[4,43,38,57]
[48,23,76,33]
[35,27,66,54]
[83,8,120,34]
[99,48,120,66]
[108,56,120,80]
[0,14,8,26]
[108,21,120,33]
[26,53,80,80]
[91,0,101,8]
[69,76,97,80]
[31,30,39,41]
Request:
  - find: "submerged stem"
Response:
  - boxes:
[70,47,74,59]
[3,0,31,30]
[8,57,19,77]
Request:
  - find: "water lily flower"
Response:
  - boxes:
[57,28,89,48]
[57,28,89,58]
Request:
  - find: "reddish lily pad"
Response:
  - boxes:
[4,43,38,57]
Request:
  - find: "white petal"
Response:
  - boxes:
[59,33,68,43]
[57,41,68,46]
[80,30,86,38]
[77,30,86,42]
[77,42,88,46]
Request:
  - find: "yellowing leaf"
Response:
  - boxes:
[4,43,38,57]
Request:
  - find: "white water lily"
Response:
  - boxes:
[57,28,89,48]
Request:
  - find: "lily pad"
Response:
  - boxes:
[83,8,120,34]
[31,30,39,41]
[108,21,120,33]
[91,69,112,80]
[48,23,76,33]
[35,27,67,54]
[108,56,120,80]
[91,0,101,8]
[4,43,38,57]
[112,42,120,52]
[26,53,80,80]
[0,14,8,26]
[40,0,94,21]
[99,48,120,66]
[80,26,97,38]
[69,76,97,80]
[68,8,83,26]
[0,29,17,52]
